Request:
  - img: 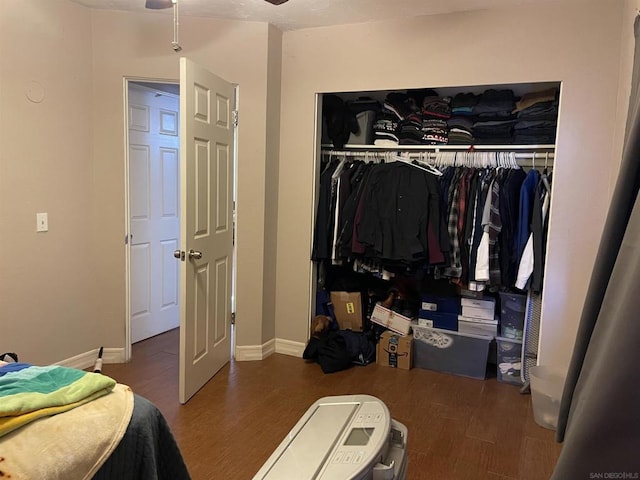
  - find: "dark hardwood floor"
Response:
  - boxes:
[102,329,561,480]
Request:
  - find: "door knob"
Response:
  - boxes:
[174,249,185,260]
[188,249,202,260]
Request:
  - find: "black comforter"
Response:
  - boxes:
[93,394,190,480]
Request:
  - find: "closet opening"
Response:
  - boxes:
[310,81,561,384]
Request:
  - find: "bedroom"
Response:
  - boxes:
[1,0,639,478]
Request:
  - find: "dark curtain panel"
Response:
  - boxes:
[552,16,640,477]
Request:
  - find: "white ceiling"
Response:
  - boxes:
[69,0,591,32]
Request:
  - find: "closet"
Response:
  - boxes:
[311,81,560,384]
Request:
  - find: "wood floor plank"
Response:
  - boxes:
[520,435,564,480]
[487,414,527,478]
[102,329,562,479]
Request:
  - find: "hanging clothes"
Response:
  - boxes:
[442,168,464,278]
[336,162,371,259]
[475,173,502,286]
[312,159,340,260]
[515,171,551,290]
[313,152,552,293]
[468,169,494,283]
[356,161,445,263]
[499,169,528,288]
[515,169,541,262]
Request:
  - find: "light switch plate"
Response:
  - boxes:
[36,212,48,232]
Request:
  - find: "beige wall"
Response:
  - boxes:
[89,9,277,351]
[262,24,283,343]
[0,0,96,364]
[275,2,629,371]
[0,0,279,362]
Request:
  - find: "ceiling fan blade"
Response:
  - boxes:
[264,0,289,5]
[145,0,173,9]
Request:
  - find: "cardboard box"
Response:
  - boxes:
[370,304,412,336]
[377,331,413,369]
[330,291,363,331]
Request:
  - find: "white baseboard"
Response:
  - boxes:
[55,348,125,370]
[235,338,276,361]
[275,338,305,358]
[235,338,305,361]
[55,339,304,367]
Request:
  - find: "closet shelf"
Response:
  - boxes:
[321,143,555,151]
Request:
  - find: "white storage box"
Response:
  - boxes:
[461,304,495,320]
[461,296,496,321]
[371,304,412,336]
[460,297,496,310]
[458,315,498,337]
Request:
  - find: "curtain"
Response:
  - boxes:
[551,16,640,477]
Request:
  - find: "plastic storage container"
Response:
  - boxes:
[529,365,566,430]
[412,324,492,379]
[498,292,527,341]
[496,336,523,385]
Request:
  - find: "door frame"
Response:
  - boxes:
[123,76,239,364]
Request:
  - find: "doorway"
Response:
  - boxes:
[127,81,181,345]
[124,77,238,366]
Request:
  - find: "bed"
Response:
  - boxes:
[0,361,190,480]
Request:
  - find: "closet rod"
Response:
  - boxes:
[321,149,555,168]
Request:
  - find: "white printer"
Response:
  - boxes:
[252,395,408,480]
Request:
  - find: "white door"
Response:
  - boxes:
[178,58,234,404]
[128,84,180,343]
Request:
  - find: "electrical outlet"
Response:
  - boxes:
[36,212,48,232]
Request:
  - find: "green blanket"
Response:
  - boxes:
[0,363,116,437]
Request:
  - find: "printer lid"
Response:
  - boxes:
[254,395,391,480]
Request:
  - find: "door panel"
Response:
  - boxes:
[215,143,230,231]
[195,141,209,235]
[161,148,179,217]
[130,244,150,317]
[214,258,228,345]
[161,239,179,306]
[129,145,150,220]
[179,58,234,404]
[194,264,209,360]
[128,84,180,343]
